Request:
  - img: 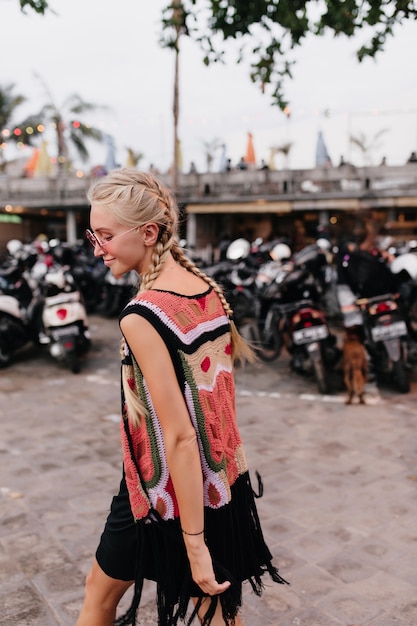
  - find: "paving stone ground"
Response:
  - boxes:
[1,315,417,625]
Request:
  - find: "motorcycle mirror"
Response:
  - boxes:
[226,238,250,260]
[31,262,49,279]
[390,252,417,280]
[270,243,292,262]
[6,239,23,257]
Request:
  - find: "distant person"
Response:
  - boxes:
[189,161,197,173]
[338,155,346,167]
[407,151,417,163]
[76,168,288,626]
[236,157,247,170]
[259,159,269,171]
[148,163,160,174]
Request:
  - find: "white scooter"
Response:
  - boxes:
[34,260,91,373]
[0,240,91,373]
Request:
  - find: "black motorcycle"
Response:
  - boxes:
[356,293,410,393]
[340,247,412,393]
[0,245,43,367]
[248,245,339,390]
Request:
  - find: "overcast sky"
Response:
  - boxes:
[2,0,417,173]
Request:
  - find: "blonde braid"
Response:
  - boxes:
[120,341,147,429]
[139,240,170,292]
[171,240,256,364]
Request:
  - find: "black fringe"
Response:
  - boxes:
[114,471,289,626]
[114,523,145,626]
[252,470,264,498]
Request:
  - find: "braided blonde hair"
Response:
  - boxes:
[88,168,255,426]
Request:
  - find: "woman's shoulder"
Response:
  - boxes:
[119,286,225,328]
[124,285,214,307]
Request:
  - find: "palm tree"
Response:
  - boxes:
[201,138,222,172]
[161,2,190,192]
[125,147,144,168]
[0,83,43,172]
[349,129,389,166]
[35,75,106,172]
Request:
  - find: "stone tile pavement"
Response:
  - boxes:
[1,315,417,625]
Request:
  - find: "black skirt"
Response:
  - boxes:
[96,469,288,625]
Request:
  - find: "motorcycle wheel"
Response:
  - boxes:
[68,351,81,374]
[257,311,283,362]
[312,356,329,394]
[240,317,282,362]
[392,360,410,394]
[409,298,417,335]
[0,338,12,368]
[0,313,17,368]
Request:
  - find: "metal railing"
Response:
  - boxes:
[1,163,417,208]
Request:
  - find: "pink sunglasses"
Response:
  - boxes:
[85,226,138,250]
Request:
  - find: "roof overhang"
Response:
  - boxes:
[186,201,293,214]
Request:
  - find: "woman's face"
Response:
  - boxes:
[89,203,148,278]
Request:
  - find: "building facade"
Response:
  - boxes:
[1,163,417,257]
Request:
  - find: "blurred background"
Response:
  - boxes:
[2,0,417,175]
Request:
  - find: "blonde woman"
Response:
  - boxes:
[76,168,287,626]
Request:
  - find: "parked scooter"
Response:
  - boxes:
[355,293,410,393]
[339,244,412,392]
[207,239,290,361]
[0,241,44,368]
[390,251,417,342]
[239,242,293,362]
[35,260,91,373]
[0,240,91,373]
[254,244,340,392]
[49,240,108,314]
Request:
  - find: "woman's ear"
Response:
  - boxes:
[142,223,159,246]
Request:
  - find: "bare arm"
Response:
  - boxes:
[120,313,230,596]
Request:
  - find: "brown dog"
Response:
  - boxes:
[342,328,368,404]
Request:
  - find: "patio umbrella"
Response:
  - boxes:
[245,132,256,167]
[24,147,39,177]
[219,143,228,172]
[315,130,332,167]
[104,134,118,172]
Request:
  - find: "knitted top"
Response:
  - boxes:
[119,286,248,522]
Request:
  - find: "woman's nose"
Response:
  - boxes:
[93,243,104,257]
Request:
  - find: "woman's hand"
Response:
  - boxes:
[185,537,231,596]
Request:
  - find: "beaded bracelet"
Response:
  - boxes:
[181,528,205,536]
